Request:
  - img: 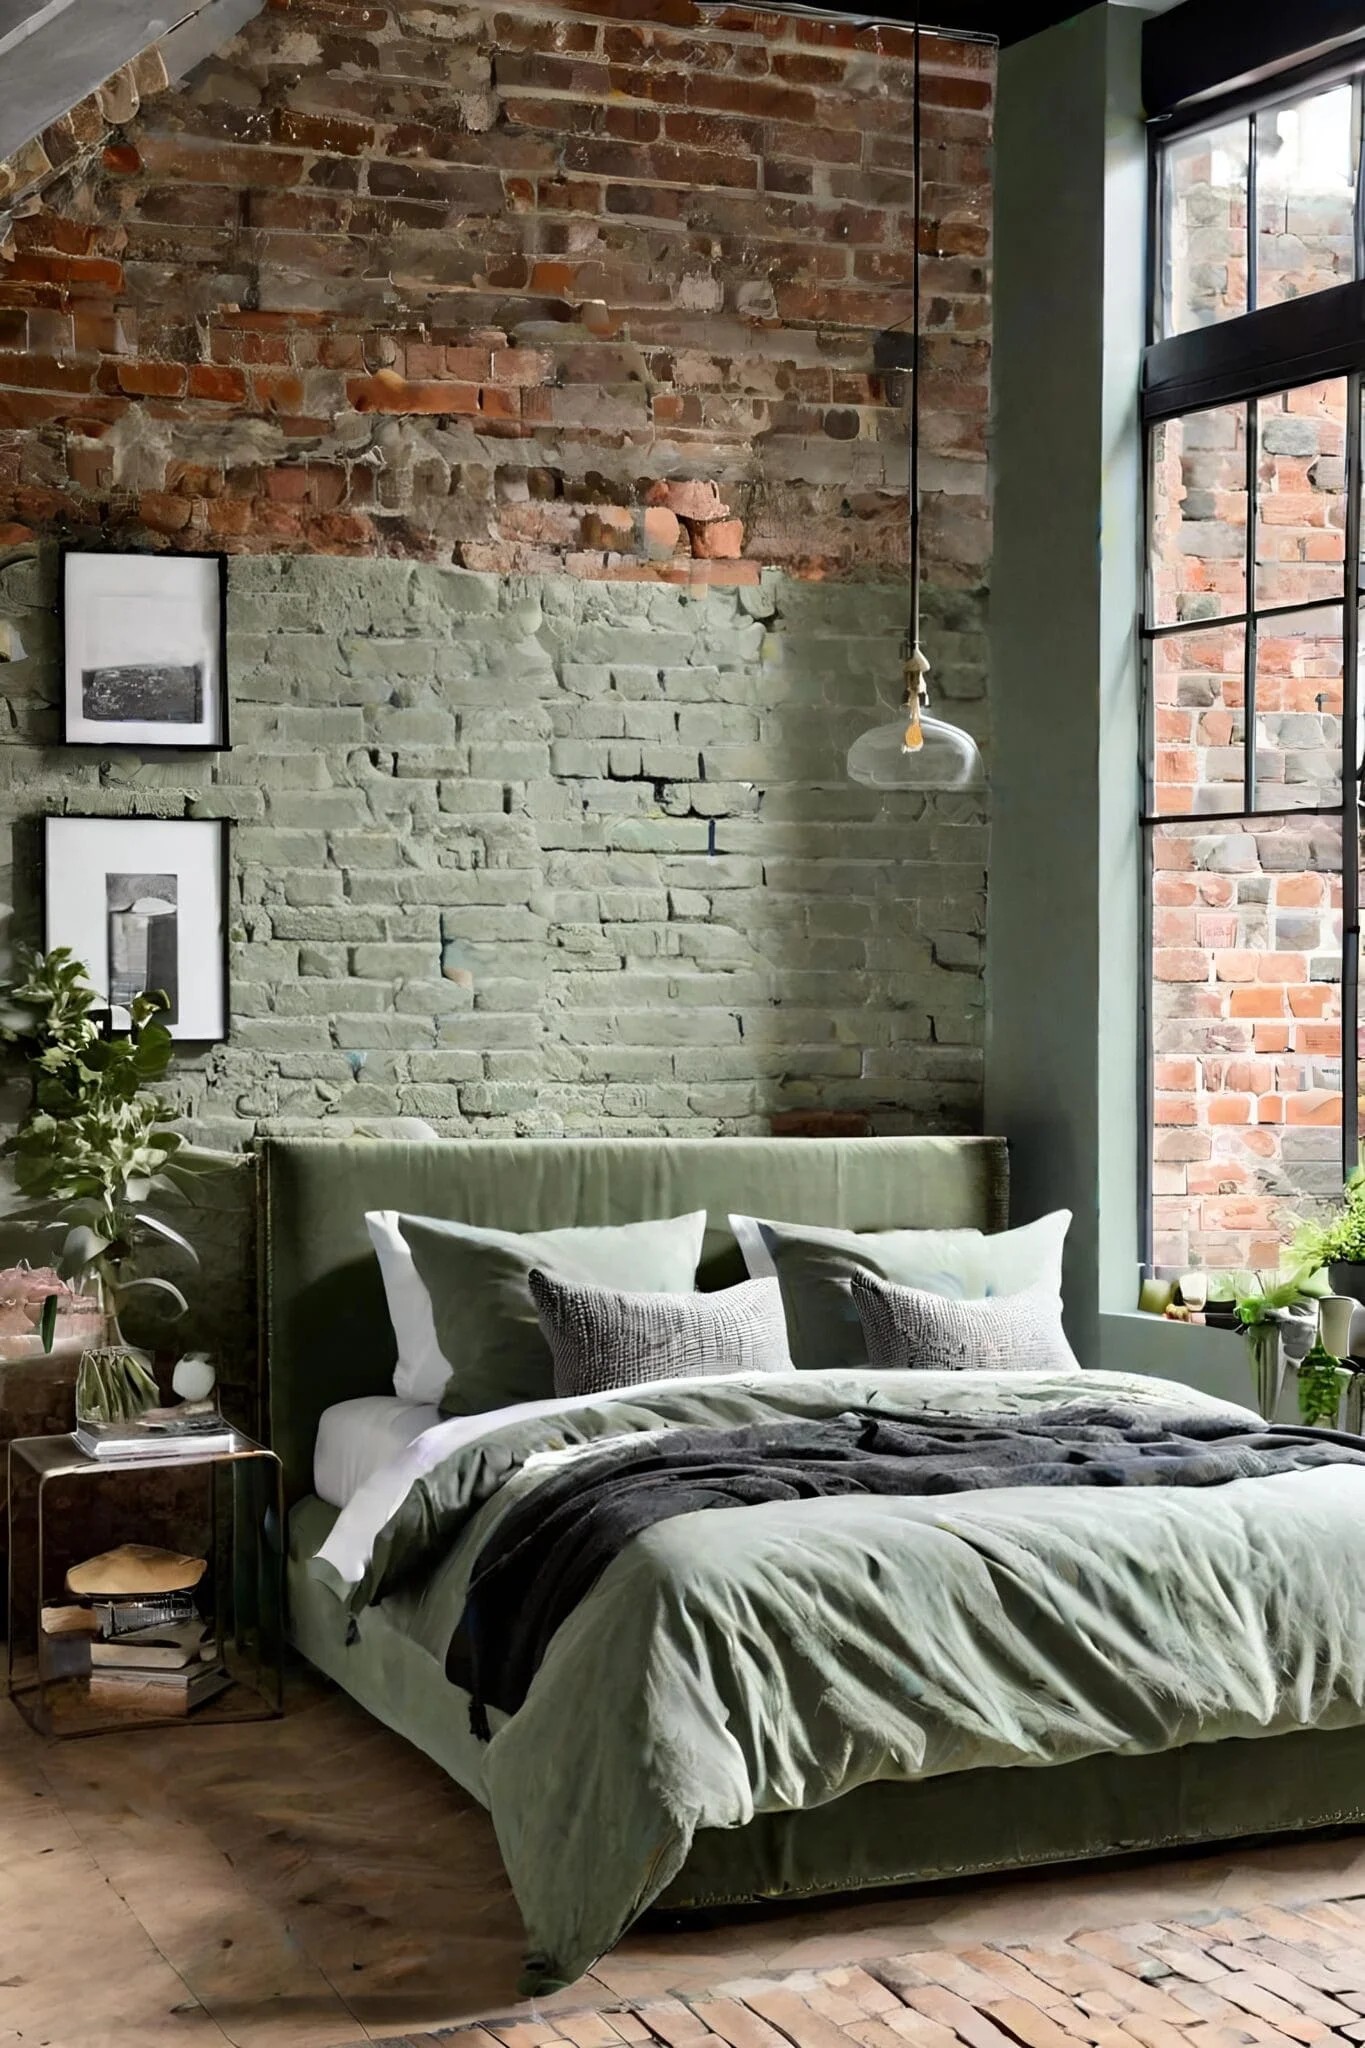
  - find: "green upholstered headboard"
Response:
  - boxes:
[261,1133,1010,1503]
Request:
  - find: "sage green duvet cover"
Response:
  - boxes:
[308,1366,1365,1993]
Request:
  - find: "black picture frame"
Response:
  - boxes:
[58,546,231,753]
[42,815,231,1046]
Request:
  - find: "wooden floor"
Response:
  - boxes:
[4,1665,1365,2048]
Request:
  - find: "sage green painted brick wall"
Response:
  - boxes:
[0,547,986,1417]
[0,548,988,1156]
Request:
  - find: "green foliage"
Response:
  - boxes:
[0,946,202,1344]
[1298,1337,1346,1428]
[1291,1152,1365,1270]
[1206,1264,1329,1326]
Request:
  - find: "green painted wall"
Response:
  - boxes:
[986,3,1148,1366]
[0,549,989,1151]
[0,550,991,1408]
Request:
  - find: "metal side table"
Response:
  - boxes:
[6,1429,284,1739]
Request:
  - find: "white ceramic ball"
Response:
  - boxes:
[172,1352,216,1402]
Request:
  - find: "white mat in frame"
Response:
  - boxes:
[43,815,229,1042]
[60,549,229,751]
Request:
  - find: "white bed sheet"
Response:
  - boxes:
[313,1394,441,1509]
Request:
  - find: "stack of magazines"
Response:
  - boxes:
[74,1411,236,1460]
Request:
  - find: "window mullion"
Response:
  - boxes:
[1246,111,1259,318]
[1140,801,1347,828]
[1145,592,1346,642]
[1245,397,1259,813]
[1342,373,1363,1182]
[1144,280,1365,424]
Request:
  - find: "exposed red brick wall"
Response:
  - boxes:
[0,0,993,585]
[1149,118,1354,1272]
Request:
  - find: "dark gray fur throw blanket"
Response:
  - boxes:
[451,1403,1365,1734]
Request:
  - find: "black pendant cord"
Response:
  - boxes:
[908,16,929,704]
[908,19,924,675]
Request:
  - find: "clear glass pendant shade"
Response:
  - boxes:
[846,712,984,791]
[849,644,983,791]
[843,15,985,802]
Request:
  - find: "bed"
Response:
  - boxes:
[264,1134,1365,1994]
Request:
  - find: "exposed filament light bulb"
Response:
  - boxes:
[902,644,930,754]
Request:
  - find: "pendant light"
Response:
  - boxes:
[847,18,983,794]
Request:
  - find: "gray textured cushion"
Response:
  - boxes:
[529,1270,792,1398]
[850,1273,1080,1375]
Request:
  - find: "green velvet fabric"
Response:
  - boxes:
[290,1496,494,1804]
[398,1210,706,1416]
[288,1499,1365,1949]
[262,1134,1009,1502]
[662,1724,1365,1913]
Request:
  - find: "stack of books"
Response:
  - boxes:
[41,1587,231,1716]
[89,1617,229,1716]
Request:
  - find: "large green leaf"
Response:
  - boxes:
[48,1198,109,1227]
[133,1213,199,1263]
[60,1224,112,1276]
[117,1276,189,1317]
[131,1029,173,1081]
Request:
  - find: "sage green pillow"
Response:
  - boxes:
[743,1211,1071,1372]
[398,1211,707,1416]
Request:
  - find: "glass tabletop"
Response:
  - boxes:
[9,1431,272,1480]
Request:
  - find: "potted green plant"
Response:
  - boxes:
[0,947,204,1423]
[1291,1154,1365,1306]
[1296,1321,1352,1429]
[1209,1265,1329,1419]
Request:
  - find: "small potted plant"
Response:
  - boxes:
[1209,1266,1329,1419]
[1291,1154,1365,1306]
[0,947,205,1423]
[1296,1318,1352,1428]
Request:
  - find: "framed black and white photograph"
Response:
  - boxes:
[44,817,230,1043]
[60,549,229,750]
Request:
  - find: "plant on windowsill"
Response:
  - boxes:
[1290,1152,1365,1306]
[1208,1265,1330,1420]
[0,946,204,1423]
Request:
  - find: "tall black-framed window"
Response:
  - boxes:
[1142,62,1365,1275]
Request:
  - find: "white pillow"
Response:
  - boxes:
[974,1210,1071,1298]
[729,1209,1071,1302]
[367,1210,448,1400]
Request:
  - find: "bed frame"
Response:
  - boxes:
[263,1133,1365,1922]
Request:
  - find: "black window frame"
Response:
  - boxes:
[1141,60,1365,1268]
